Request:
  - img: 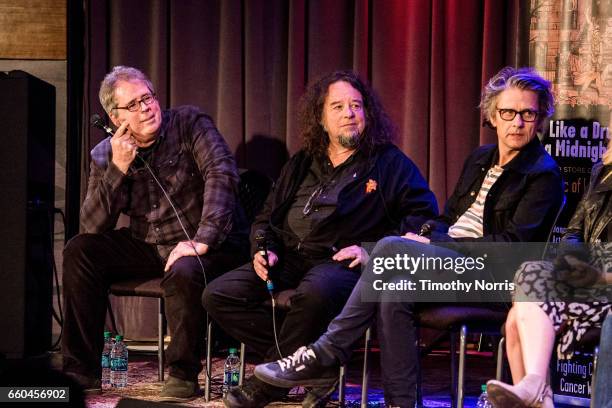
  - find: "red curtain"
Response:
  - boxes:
[83,0,524,205]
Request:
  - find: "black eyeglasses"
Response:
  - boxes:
[115,93,157,112]
[496,108,538,122]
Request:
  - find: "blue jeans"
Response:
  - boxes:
[312,236,462,408]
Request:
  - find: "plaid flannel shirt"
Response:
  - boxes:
[81,106,239,259]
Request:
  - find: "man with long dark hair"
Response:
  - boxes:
[203,70,438,407]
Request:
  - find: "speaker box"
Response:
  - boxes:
[0,70,55,358]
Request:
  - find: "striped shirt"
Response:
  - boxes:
[448,165,504,238]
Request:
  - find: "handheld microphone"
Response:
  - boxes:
[419,221,435,237]
[255,230,274,292]
[90,114,115,137]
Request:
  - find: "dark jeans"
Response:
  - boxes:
[202,250,361,363]
[313,236,461,408]
[61,228,247,382]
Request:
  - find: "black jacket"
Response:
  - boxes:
[430,138,564,242]
[251,144,438,258]
[564,161,612,243]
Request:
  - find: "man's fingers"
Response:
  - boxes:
[164,243,194,272]
[254,252,267,266]
[164,253,176,272]
[254,264,268,281]
[349,258,360,268]
[112,121,130,139]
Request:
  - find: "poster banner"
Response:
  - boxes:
[530,0,612,240]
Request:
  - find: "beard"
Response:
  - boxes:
[336,130,361,149]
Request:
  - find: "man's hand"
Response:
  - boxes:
[110,121,137,174]
[333,245,369,268]
[164,241,209,272]
[253,250,279,281]
[402,232,430,244]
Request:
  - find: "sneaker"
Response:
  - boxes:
[158,376,200,403]
[254,346,338,388]
[223,376,286,408]
[302,382,338,408]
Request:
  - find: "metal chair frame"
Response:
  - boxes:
[359,196,567,408]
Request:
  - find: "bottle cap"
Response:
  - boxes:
[481,384,487,392]
[104,331,111,338]
[229,347,237,354]
[115,335,124,341]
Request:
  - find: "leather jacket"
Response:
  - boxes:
[430,138,564,242]
[564,161,612,243]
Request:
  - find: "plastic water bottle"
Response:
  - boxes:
[476,384,492,408]
[101,331,113,389]
[110,335,128,388]
[222,348,240,396]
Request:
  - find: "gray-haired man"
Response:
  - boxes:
[62,66,248,402]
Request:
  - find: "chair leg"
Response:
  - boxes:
[457,325,467,408]
[158,298,165,382]
[496,337,505,381]
[416,326,423,408]
[590,346,599,408]
[338,364,346,406]
[239,342,246,386]
[360,327,371,408]
[450,331,458,408]
[107,297,119,334]
[204,321,213,402]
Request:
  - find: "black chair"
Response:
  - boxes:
[108,169,272,386]
[415,305,508,408]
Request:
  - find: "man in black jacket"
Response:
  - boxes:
[253,67,565,407]
[203,70,438,407]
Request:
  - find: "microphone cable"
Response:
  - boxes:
[255,231,283,359]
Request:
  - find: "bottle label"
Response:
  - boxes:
[224,371,239,387]
[111,358,128,371]
[101,355,110,368]
[231,371,239,385]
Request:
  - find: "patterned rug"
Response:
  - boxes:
[84,348,496,408]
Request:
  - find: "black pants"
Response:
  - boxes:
[202,251,360,363]
[61,228,248,382]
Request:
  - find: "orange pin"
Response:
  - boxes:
[365,179,377,194]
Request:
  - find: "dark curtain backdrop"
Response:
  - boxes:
[82,0,527,207]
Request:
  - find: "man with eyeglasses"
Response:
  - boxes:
[62,66,249,401]
[253,67,564,408]
[203,70,438,408]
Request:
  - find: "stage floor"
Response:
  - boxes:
[83,346,497,407]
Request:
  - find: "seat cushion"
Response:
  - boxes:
[416,305,508,331]
[109,277,164,298]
